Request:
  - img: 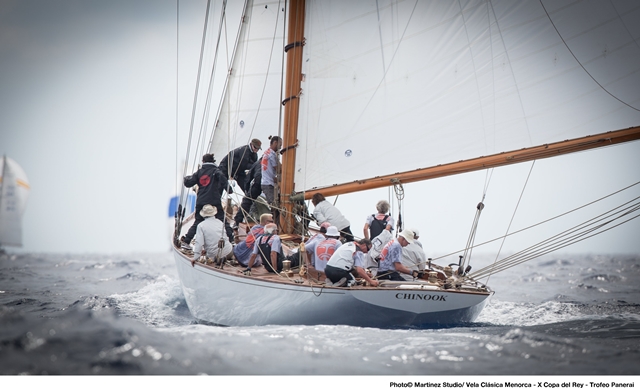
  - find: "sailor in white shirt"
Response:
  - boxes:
[311,192,354,242]
[191,204,233,266]
[400,228,427,281]
[324,239,379,287]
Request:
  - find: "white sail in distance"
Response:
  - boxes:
[0,156,30,247]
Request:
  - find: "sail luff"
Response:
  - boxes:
[303,126,640,199]
[280,0,306,234]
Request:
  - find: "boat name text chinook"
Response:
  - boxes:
[395,293,447,302]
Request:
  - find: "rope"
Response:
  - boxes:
[459,198,485,271]
[472,198,640,280]
[175,0,180,201]
[226,0,285,179]
[182,0,213,185]
[175,0,214,233]
[198,0,231,162]
[485,161,536,284]
[430,180,640,263]
[392,179,405,233]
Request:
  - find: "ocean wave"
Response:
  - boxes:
[108,275,192,327]
[477,299,640,327]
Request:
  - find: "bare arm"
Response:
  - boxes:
[355,266,379,287]
[394,261,413,276]
[363,222,370,240]
[247,253,257,268]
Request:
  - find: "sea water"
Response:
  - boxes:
[1,251,639,376]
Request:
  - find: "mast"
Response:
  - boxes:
[279,0,306,234]
[303,126,640,199]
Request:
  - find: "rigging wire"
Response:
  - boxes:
[540,0,640,112]
[430,180,640,264]
[218,1,290,230]
[173,0,182,243]
[182,0,213,186]
[198,0,230,161]
[459,196,485,270]
[224,0,284,181]
[472,197,640,280]
[477,203,640,278]
[175,0,214,235]
[175,0,180,200]
[484,160,535,285]
[460,167,494,271]
[478,198,640,276]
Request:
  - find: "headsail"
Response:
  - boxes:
[0,156,30,247]
[209,0,286,164]
[294,0,640,193]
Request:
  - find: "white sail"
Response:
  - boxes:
[295,0,640,192]
[0,156,30,247]
[209,0,286,160]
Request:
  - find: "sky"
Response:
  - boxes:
[1,0,639,257]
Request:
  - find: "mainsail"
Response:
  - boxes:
[199,0,640,235]
[294,0,640,193]
[0,156,30,247]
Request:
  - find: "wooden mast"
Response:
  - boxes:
[280,0,306,234]
[303,125,640,199]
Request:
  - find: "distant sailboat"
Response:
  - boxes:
[0,156,30,249]
[170,0,640,328]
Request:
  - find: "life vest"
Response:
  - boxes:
[257,234,281,273]
[369,214,389,239]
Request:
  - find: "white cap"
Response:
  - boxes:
[326,226,340,237]
[398,229,414,244]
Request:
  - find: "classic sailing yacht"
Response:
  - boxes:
[0,156,30,250]
[171,0,640,328]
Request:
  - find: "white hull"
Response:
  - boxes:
[173,247,492,328]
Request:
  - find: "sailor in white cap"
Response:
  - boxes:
[400,228,427,281]
[376,228,419,281]
[191,204,234,267]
